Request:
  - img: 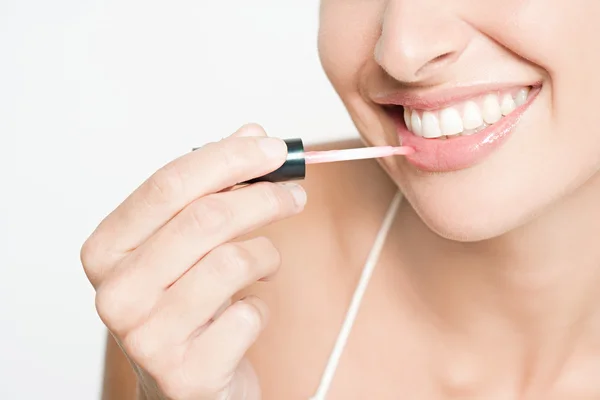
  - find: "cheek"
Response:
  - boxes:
[468,0,600,144]
[509,0,600,184]
[318,1,381,94]
[318,1,393,144]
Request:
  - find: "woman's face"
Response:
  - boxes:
[318,0,600,241]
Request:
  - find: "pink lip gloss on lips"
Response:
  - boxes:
[243,138,414,183]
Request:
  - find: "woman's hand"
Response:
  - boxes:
[81,124,306,400]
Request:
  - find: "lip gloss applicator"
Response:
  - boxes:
[243,138,414,184]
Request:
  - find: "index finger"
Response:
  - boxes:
[83,124,287,269]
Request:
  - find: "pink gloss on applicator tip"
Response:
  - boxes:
[304,145,414,165]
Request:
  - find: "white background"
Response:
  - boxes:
[0,1,356,398]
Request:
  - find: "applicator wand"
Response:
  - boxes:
[243,138,414,183]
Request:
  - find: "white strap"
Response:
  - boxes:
[309,191,403,400]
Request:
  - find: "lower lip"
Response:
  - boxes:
[392,87,541,172]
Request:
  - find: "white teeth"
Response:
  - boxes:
[500,94,516,116]
[482,94,502,124]
[402,87,532,139]
[439,107,463,136]
[515,87,530,106]
[421,112,442,138]
[462,101,484,130]
[410,111,423,136]
[403,108,412,130]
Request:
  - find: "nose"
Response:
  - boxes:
[375,1,471,83]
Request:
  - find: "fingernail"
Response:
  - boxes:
[240,295,269,327]
[258,137,287,158]
[281,183,307,210]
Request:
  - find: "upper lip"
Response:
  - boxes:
[370,82,542,111]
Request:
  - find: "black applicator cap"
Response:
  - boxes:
[243,138,306,184]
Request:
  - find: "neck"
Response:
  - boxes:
[394,173,600,390]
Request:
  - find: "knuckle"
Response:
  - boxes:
[95,275,143,334]
[81,232,123,289]
[210,243,254,283]
[188,196,233,234]
[252,237,281,274]
[122,325,163,367]
[79,236,96,269]
[255,183,286,216]
[80,235,104,285]
[207,140,248,175]
[146,163,186,205]
[220,243,254,278]
[94,279,126,329]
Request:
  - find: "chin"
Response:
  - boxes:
[386,149,600,243]
[405,194,527,242]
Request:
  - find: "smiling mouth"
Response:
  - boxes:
[387,86,534,140]
[372,83,542,172]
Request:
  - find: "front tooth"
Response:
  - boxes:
[410,111,423,136]
[439,107,463,136]
[462,101,484,130]
[515,87,530,106]
[421,111,442,138]
[482,94,502,124]
[403,108,412,130]
[501,94,516,116]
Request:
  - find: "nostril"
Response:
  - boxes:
[431,52,453,64]
[416,51,458,77]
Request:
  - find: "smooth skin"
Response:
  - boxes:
[83,0,600,399]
